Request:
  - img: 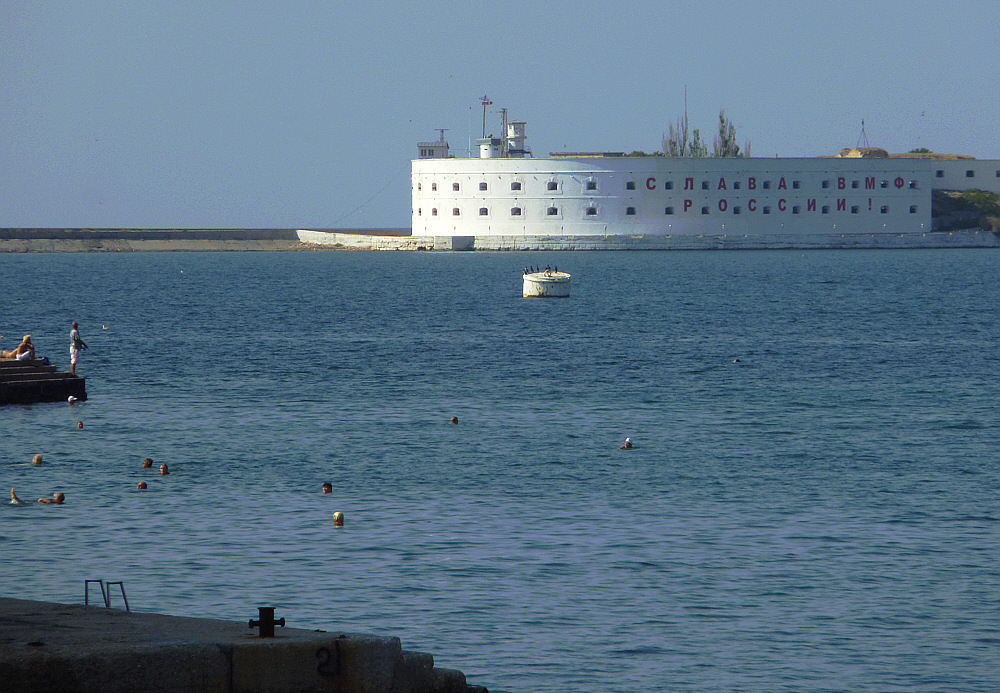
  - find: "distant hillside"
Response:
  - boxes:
[933,189,1000,232]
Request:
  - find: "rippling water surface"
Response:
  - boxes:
[2,249,998,692]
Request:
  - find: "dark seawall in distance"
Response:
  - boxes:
[0,228,410,252]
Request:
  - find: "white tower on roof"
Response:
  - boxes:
[506,121,530,158]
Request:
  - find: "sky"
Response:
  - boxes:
[3,1,999,230]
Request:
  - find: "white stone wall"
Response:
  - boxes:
[412,156,1000,238]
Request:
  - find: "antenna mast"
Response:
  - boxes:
[500,107,508,158]
[481,95,492,138]
[856,119,870,148]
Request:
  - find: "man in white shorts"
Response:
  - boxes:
[70,321,87,376]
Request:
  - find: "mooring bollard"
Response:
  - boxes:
[248,607,285,637]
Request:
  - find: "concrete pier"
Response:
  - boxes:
[0,359,86,405]
[0,598,482,693]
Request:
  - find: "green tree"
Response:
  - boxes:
[663,106,747,157]
[689,129,708,158]
[662,112,690,157]
[909,147,932,154]
[712,109,742,157]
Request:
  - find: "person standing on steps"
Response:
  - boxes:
[70,321,87,376]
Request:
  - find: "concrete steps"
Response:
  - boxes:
[0,359,86,405]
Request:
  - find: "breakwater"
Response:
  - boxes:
[2,227,998,252]
[0,598,482,693]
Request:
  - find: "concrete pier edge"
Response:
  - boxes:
[0,598,485,693]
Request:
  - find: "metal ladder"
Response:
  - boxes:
[84,579,130,612]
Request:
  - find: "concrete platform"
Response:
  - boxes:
[0,359,86,405]
[0,598,481,693]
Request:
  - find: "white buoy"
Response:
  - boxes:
[522,269,571,298]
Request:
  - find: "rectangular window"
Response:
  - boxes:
[792,206,800,214]
[431,183,437,191]
[822,180,830,188]
[665,181,673,190]
[851,205,859,214]
[546,207,558,216]
[586,181,597,190]
[453,183,460,191]
[479,182,488,191]
[511,207,521,216]
[586,207,597,216]
[431,208,437,216]
[626,207,636,215]
[733,182,741,190]
[479,207,488,216]
[909,181,918,189]
[792,181,801,189]
[547,181,558,191]
[880,180,888,188]
[763,206,771,214]
[511,182,522,191]
[626,181,636,190]
[701,207,709,214]
[936,170,944,178]
[966,170,975,178]
[910,205,918,213]
[452,208,460,216]
[701,181,709,190]
[822,205,830,214]
[665,207,674,215]
[880,205,888,214]
[764,181,772,190]
[733,206,741,214]
[851,180,859,189]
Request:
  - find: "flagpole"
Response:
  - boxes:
[481,95,492,139]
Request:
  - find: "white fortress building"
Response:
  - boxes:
[405,115,1000,251]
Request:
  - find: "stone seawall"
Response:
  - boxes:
[3,227,998,252]
[297,229,1000,251]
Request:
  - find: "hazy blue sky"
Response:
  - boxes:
[3,1,998,229]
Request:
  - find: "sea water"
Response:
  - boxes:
[1,249,998,693]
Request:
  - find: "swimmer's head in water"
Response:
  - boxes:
[137,481,147,490]
[159,464,170,475]
[52,493,64,504]
[322,482,333,493]
[142,458,153,469]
